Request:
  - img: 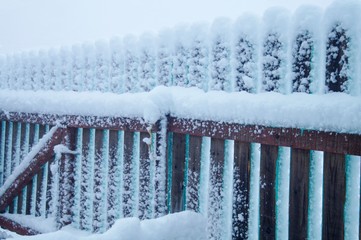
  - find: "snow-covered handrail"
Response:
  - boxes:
[1,112,360,156]
[0,125,67,211]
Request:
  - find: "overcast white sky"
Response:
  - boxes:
[0,0,336,54]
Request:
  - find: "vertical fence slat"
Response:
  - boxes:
[186,135,202,212]
[289,148,310,240]
[171,133,186,213]
[80,128,94,231]
[93,129,107,232]
[58,128,77,227]
[139,132,151,219]
[232,141,251,239]
[322,152,346,240]
[0,121,6,186]
[259,144,278,239]
[208,138,225,240]
[123,131,134,217]
[107,130,122,226]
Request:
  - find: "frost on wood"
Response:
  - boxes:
[325,24,349,93]
[187,24,209,90]
[157,30,173,87]
[172,26,189,87]
[124,36,139,92]
[210,18,231,92]
[292,31,313,93]
[138,34,157,92]
[232,15,259,93]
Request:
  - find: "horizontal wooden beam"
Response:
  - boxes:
[168,117,361,156]
[0,111,157,132]
[0,127,67,211]
[0,215,41,235]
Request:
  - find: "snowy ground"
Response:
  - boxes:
[1,211,206,240]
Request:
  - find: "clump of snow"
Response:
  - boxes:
[11,211,206,240]
[0,86,361,134]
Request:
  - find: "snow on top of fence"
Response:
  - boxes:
[0,1,360,95]
[0,86,360,134]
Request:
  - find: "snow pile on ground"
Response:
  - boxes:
[1,214,57,234]
[10,211,206,240]
[0,86,360,134]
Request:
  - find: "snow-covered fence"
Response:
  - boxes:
[0,112,360,239]
[0,2,361,95]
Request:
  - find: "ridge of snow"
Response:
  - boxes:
[0,86,360,134]
[10,211,206,240]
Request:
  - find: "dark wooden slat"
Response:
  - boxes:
[208,138,225,240]
[123,131,134,217]
[58,127,77,227]
[289,148,310,240]
[0,126,67,212]
[186,135,202,211]
[0,112,156,132]
[80,128,92,230]
[171,133,186,213]
[25,180,32,215]
[139,132,151,219]
[259,144,278,239]
[0,215,41,235]
[93,129,105,232]
[232,141,251,240]
[322,153,345,240]
[107,130,120,226]
[168,117,361,155]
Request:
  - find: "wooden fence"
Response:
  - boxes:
[0,112,360,239]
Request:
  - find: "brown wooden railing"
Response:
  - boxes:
[0,112,360,239]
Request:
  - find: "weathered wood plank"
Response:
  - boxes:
[0,126,67,212]
[168,117,361,155]
[259,144,278,240]
[0,215,41,235]
[123,131,134,217]
[93,129,106,232]
[58,127,77,227]
[139,132,151,219]
[208,138,225,240]
[322,153,345,240]
[171,133,186,213]
[232,141,251,240]
[289,148,310,240]
[107,130,121,226]
[186,135,202,212]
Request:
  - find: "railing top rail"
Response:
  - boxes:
[1,111,360,155]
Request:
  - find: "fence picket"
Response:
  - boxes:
[232,141,251,239]
[186,135,202,212]
[170,133,186,213]
[259,144,278,239]
[289,148,310,239]
[322,152,346,240]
